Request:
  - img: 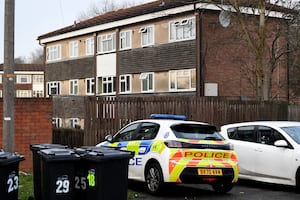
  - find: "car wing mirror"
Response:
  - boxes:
[274,140,288,148]
[105,135,113,143]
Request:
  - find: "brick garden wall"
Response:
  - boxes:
[0,98,53,172]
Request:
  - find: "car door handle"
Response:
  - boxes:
[254,148,263,152]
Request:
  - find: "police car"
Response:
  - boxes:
[97,114,238,194]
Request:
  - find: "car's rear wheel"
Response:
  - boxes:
[212,181,234,193]
[296,168,300,192]
[145,162,164,195]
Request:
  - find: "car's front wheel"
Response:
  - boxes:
[145,162,164,195]
[212,181,234,193]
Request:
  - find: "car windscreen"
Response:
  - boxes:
[281,126,300,144]
[171,123,224,140]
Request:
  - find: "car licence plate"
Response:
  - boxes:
[197,169,223,176]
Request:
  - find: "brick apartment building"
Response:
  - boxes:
[37,0,290,128]
[0,64,44,98]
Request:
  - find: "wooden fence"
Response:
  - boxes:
[83,95,300,146]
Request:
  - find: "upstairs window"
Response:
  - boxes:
[16,75,31,84]
[69,41,79,57]
[97,33,116,53]
[33,75,44,84]
[169,17,196,42]
[139,25,154,47]
[86,38,94,55]
[46,45,61,61]
[120,30,132,50]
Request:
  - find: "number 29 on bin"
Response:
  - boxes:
[87,169,96,187]
[56,176,70,194]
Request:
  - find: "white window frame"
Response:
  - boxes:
[33,90,44,98]
[33,75,44,84]
[52,118,62,128]
[47,81,61,96]
[140,25,154,47]
[100,76,116,95]
[69,118,79,128]
[69,40,79,58]
[86,37,94,55]
[69,79,79,95]
[16,90,32,98]
[169,69,196,92]
[120,74,132,94]
[97,33,116,53]
[120,30,132,50]
[169,17,196,42]
[46,45,61,61]
[85,78,95,95]
[140,72,154,93]
[16,75,32,84]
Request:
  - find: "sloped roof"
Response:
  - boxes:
[38,0,187,40]
[0,64,45,72]
[37,0,290,41]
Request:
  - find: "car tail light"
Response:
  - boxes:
[164,141,183,148]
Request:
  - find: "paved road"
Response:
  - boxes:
[128,180,300,200]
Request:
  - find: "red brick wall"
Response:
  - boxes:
[202,11,288,100]
[0,98,52,172]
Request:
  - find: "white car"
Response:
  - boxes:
[97,114,238,194]
[220,121,300,189]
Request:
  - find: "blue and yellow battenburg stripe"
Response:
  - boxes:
[102,139,238,183]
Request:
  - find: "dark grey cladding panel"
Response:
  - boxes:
[118,40,196,74]
[46,57,95,81]
[52,96,85,118]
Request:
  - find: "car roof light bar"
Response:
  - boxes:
[150,114,187,120]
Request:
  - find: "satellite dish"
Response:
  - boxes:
[219,11,231,28]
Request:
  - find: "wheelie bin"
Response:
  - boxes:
[38,148,80,200]
[76,146,133,200]
[30,143,67,200]
[0,150,25,200]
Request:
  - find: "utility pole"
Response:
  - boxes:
[3,0,15,152]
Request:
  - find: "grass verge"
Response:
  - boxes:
[19,172,34,200]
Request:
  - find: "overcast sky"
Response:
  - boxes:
[0,0,297,64]
[0,0,153,64]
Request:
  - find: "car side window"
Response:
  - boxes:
[114,122,140,142]
[258,126,285,146]
[133,122,160,140]
[228,126,257,142]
